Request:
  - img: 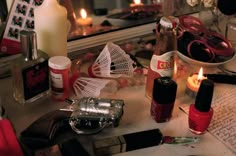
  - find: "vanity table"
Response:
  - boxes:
[0,0,236,155]
[0,57,235,156]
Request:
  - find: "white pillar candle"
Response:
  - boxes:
[34,0,68,57]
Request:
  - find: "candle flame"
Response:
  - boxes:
[174,60,177,79]
[80,8,87,19]
[134,0,141,4]
[197,67,203,81]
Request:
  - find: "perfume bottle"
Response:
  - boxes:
[12,30,50,105]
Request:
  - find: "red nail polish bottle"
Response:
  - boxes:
[151,77,177,123]
[188,79,214,135]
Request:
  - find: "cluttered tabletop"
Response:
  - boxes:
[1,1,236,154]
[1,0,236,155]
[1,39,236,156]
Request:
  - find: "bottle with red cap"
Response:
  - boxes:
[145,16,178,99]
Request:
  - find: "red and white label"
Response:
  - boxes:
[150,51,174,77]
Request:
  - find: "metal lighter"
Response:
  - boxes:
[65,97,125,134]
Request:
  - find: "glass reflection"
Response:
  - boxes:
[61,0,201,41]
[3,0,202,41]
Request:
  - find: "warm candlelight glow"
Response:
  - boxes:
[186,67,207,94]
[197,67,203,81]
[173,60,178,80]
[134,0,142,5]
[77,8,92,26]
[80,8,87,19]
[130,0,144,7]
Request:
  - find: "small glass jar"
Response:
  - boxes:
[48,56,71,101]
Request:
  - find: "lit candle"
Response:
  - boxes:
[173,59,178,80]
[186,67,207,97]
[130,0,144,7]
[77,8,92,26]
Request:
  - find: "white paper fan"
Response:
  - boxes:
[88,42,134,78]
[73,77,113,98]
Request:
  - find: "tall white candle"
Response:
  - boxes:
[34,0,68,57]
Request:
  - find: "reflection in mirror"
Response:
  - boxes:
[59,0,201,41]
[3,0,201,42]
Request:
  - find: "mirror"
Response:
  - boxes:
[2,0,201,42]
[62,0,201,41]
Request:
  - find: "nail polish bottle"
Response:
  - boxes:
[151,77,177,123]
[188,79,214,135]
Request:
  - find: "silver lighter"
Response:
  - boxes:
[65,97,124,134]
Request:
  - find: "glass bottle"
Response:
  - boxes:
[189,79,214,135]
[151,77,177,122]
[12,30,50,105]
[145,16,178,99]
[34,0,68,57]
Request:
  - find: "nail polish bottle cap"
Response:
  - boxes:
[195,79,214,112]
[152,77,177,104]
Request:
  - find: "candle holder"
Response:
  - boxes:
[76,8,93,36]
[185,73,207,98]
[79,25,93,36]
